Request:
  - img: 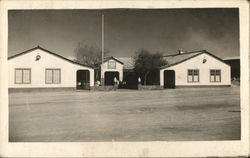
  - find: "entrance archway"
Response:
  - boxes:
[104,71,119,85]
[164,70,175,88]
[76,70,90,90]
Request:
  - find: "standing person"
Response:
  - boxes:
[138,77,141,84]
[138,77,142,90]
[114,77,118,90]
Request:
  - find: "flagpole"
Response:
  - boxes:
[102,14,104,65]
[101,14,104,85]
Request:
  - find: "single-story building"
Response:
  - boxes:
[100,57,124,85]
[8,46,94,90]
[99,56,136,87]
[101,50,231,89]
[8,46,231,90]
[160,50,231,88]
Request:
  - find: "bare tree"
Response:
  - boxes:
[74,43,109,67]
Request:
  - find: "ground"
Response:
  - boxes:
[9,86,240,142]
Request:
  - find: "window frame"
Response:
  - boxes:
[14,68,31,84]
[45,68,61,84]
[187,69,200,83]
[210,69,221,82]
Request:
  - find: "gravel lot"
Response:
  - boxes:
[9,86,240,142]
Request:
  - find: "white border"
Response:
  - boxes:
[0,0,249,157]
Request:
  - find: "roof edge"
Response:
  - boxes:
[8,46,40,60]
[204,51,231,67]
[223,56,240,60]
[8,46,94,69]
[160,51,230,69]
[102,56,124,65]
[163,50,207,57]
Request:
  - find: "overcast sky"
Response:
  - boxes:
[8,8,239,59]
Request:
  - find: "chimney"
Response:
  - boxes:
[178,49,184,54]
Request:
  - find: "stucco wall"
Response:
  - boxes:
[160,53,231,86]
[101,59,124,81]
[8,49,94,88]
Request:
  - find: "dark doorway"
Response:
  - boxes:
[105,71,119,85]
[164,70,175,88]
[76,70,90,90]
[121,71,138,89]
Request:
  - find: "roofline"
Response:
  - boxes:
[8,47,38,60]
[205,51,230,66]
[102,56,124,65]
[160,50,230,69]
[223,58,240,61]
[163,50,207,57]
[8,46,94,69]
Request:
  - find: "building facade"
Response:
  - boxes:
[8,46,94,89]
[100,57,124,85]
[8,47,231,90]
[160,50,231,88]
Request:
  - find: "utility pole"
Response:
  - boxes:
[101,14,105,85]
[102,14,104,66]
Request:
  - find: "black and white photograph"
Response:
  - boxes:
[8,8,241,142]
[0,0,249,157]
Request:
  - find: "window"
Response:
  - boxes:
[108,61,116,69]
[210,69,221,82]
[15,68,31,84]
[187,69,199,82]
[45,69,61,84]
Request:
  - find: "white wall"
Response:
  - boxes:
[8,49,94,88]
[101,59,123,82]
[160,53,231,86]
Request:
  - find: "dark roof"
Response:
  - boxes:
[103,56,124,65]
[160,50,229,69]
[8,46,93,68]
[115,57,134,69]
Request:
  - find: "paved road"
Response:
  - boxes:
[9,86,240,142]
